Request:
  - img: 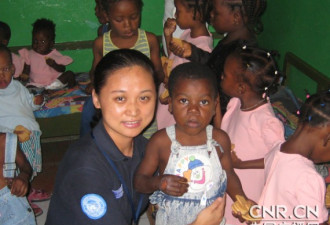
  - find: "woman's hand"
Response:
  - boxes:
[159,174,189,196]
[191,196,226,225]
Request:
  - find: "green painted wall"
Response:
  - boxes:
[0,0,164,72]
[258,0,330,99]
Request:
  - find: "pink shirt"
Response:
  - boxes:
[156,29,213,130]
[221,97,285,225]
[19,48,73,87]
[258,147,328,224]
[12,53,24,78]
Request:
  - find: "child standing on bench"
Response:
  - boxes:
[0,132,36,225]
[19,18,76,91]
[0,45,50,216]
[80,0,164,138]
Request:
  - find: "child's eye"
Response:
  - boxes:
[179,98,188,104]
[114,18,123,22]
[130,14,139,20]
[200,100,209,106]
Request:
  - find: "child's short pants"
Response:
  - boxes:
[0,186,36,225]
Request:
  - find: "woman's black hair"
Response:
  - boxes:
[32,18,56,41]
[223,0,267,34]
[229,45,282,98]
[100,0,143,15]
[298,90,330,127]
[168,62,218,98]
[181,0,212,23]
[93,48,155,94]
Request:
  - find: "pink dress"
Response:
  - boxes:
[156,29,213,130]
[258,144,328,224]
[12,53,24,78]
[19,48,73,87]
[221,97,285,225]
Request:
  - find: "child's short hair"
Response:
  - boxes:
[100,0,143,15]
[299,91,330,127]
[168,62,218,98]
[0,44,12,63]
[223,0,267,34]
[32,18,56,41]
[229,45,281,98]
[182,0,212,23]
[0,21,11,42]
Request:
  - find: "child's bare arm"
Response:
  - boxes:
[90,36,104,84]
[214,130,247,201]
[134,132,188,196]
[9,145,31,197]
[231,150,264,169]
[212,95,222,129]
[163,18,177,57]
[46,58,65,72]
[146,32,165,85]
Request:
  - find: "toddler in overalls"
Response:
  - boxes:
[134,62,249,225]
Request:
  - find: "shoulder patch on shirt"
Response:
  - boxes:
[81,193,107,219]
[112,184,124,199]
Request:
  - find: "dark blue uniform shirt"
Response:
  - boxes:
[46,120,149,225]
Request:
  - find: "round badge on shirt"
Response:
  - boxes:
[81,193,107,219]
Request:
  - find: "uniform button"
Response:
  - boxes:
[28,207,32,212]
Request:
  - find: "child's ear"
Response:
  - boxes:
[237,82,246,95]
[168,97,173,114]
[233,8,244,25]
[92,89,101,109]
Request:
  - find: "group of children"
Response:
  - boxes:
[1,0,329,224]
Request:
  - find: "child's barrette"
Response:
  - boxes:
[296,110,300,115]
[267,52,271,58]
[274,70,278,75]
[246,63,250,68]
[242,45,247,50]
[320,103,325,107]
[262,87,269,99]
[308,115,312,121]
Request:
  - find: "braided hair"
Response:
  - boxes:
[230,45,282,98]
[181,0,212,23]
[32,18,56,41]
[223,0,267,34]
[100,0,143,15]
[298,91,330,127]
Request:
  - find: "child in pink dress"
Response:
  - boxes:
[19,18,75,90]
[220,46,285,225]
[257,92,330,224]
[157,0,213,130]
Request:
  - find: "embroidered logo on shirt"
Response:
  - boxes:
[112,184,124,199]
[81,193,107,219]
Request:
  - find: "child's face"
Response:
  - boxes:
[174,0,195,30]
[0,51,14,89]
[221,55,241,97]
[107,1,140,39]
[210,0,236,34]
[32,31,54,55]
[95,0,108,24]
[169,78,217,135]
[92,65,156,140]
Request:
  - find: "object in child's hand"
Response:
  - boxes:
[171,37,184,48]
[232,195,261,223]
[326,185,330,208]
[159,56,173,102]
[14,125,31,142]
[19,73,29,82]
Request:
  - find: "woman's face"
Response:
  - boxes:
[0,51,14,89]
[32,31,54,55]
[92,65,156,141]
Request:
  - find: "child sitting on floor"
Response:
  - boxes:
[0,45,51,216]
[0,21,24,79]
[19,18,76,90]
[134,62,250,225]
[0,132,36,225]
[94,0,110,37]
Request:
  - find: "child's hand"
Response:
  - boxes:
[45,57,56,68]
[231,150,242,168]
[7,175,29,197]
[159,174,189,196]
[33,94,44,105]
[169,40,192,58]
[164,18,177,38]
[14,125,31,142]
[19,73,30,82]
